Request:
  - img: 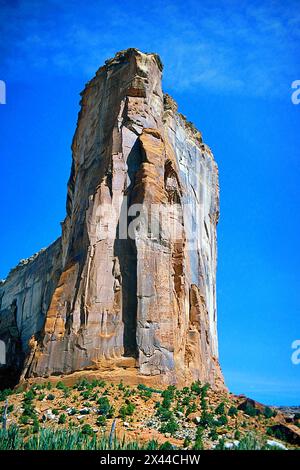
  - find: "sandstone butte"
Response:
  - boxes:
[0,48,225,391]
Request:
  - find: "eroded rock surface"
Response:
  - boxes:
[0,49,224,388]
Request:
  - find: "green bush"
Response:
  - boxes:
[81,390,91,400]
[201,383,210,396]
[56,381,66,390]
[183,437,191,448]
[96,415,107,426]
[263,406,275,419]
[217,414,228,426]
[0,389,13,402]
[191,381,202,396]
[243,403,259,417]
[24,389,36,402]
[228,406,238,417]
[58,414,66,424]
[160,418,178,436]
[137,383,161,394]
[209,428,218,441]
[97,397,114,418]
[215,402,225,415]
[32,417,40,434]
[119,402,136,420]
[1,404,14,414]
[236,432,263,450]
[200,411,214,427]
[81,424,94,436]
[193,426,204,450]
[19,415,30,425]
[156,407,173,422]
[47,394,55,401]
[186,402,197,416]
[161,385,176,402]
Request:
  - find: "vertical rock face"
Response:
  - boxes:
[0,49,224,389]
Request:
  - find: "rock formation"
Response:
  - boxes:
[0,49,224,389]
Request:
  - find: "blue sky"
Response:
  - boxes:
[0,0,299,405]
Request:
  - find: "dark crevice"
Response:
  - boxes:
[113,138,141,358]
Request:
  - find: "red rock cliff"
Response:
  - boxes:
[0,49,224,389]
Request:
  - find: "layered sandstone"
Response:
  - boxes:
[0,49,224,389]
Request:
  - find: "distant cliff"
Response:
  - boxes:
[0,49,224,389]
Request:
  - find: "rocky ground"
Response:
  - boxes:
[1,376,300,450]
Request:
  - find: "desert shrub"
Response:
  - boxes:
[263,406,275,419]
[75,378,91,390]
[92,379,106,388]
[201,383,210,396]
[56,381,66,390]
[159,441,173,450]
[119,401,135,420]
[137,383,161,394]
[81,424,94,436]
[0,389,13,402]
[81,390,91,400]
[97,396,114,418]
[156,407,173,422]
[193,426,204,450]
[191,381,202,396]
[200,411,214,427]
[160,417,178,436]
[217,414,228,426]
[139,388,153,400]
[32,417,40,434]
[1,404,14,414]
[96,415,106,426]
[24,389,36,402]
[182,396,191,407]
[183,437,191,448]
[215,438,226,450]
[22,391,36,420]
[58,414,66,424]
[186,402,197,416]
[118,381,125,391]
[209,428,218,441]
[125,401,135,415]
[243,403,259,417]
[19,415,30,425]
[236,432,263,450]
[215,402,225,415]
[161,385,176,402]
[228,406,238,417]
[266,426,287,441]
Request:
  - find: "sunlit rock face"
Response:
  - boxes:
[0,49,224,389]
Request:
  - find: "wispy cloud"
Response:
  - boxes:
[0,0,299,97]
